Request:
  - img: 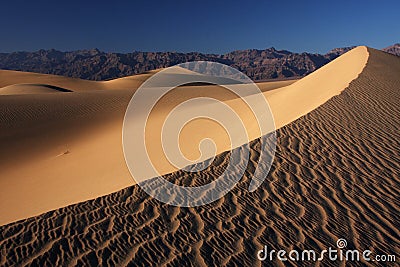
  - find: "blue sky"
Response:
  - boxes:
[1,0,399,54]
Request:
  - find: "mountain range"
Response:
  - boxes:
[0,44,398,81]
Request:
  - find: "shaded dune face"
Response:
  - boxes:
[0,48,399,266]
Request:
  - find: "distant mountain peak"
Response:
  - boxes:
[382,43,400,56]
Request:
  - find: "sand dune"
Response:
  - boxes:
[0,84,72,95]
[0,70,102,92]
[0,68,295,92]
[0,69,159,92]
[0,47,367,225]
[0,47,398,266]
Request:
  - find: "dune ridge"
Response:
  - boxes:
[0,47,398,266]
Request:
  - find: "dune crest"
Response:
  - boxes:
[267,46,369,128]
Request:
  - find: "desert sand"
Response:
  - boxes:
[0,63,298,225]
[0,47,399,266]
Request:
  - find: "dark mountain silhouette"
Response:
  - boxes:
[0,44,398,81]
[382,43,400,56]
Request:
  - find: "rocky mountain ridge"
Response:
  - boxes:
[0,44,398,81]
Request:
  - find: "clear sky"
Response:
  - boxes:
[1,0,399,54]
